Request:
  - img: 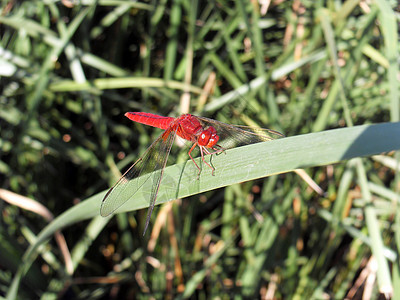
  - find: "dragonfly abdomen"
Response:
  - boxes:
[125,112,174,130]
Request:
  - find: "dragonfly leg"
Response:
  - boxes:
[204,145,225,156]
[188,143,215,177]
[188,143,202,176]
[199,146,215,176]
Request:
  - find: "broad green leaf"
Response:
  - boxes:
[7,121,400,299]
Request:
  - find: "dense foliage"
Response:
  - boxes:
[1,0,399,299]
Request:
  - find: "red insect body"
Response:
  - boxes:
[125,112,174,130]
[125,112,219,149]
[102,111,284,235]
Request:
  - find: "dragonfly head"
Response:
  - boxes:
[197,126,219,148]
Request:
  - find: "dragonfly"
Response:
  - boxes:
[101,112,284,234]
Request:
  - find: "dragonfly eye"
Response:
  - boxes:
[198,130,211,146]
[206,133,219,148]
[197,127,219,148]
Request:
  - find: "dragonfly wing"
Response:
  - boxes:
[142,128,177,235]
[101,128,177,231]
[195,116,284,150]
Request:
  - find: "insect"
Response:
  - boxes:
[101,112,284,234]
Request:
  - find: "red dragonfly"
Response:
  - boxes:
[101,112,284,234]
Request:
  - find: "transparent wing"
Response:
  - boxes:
[195,116,284,149]
[101,128,177,234]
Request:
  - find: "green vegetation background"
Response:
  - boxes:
[1,0,399,299]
